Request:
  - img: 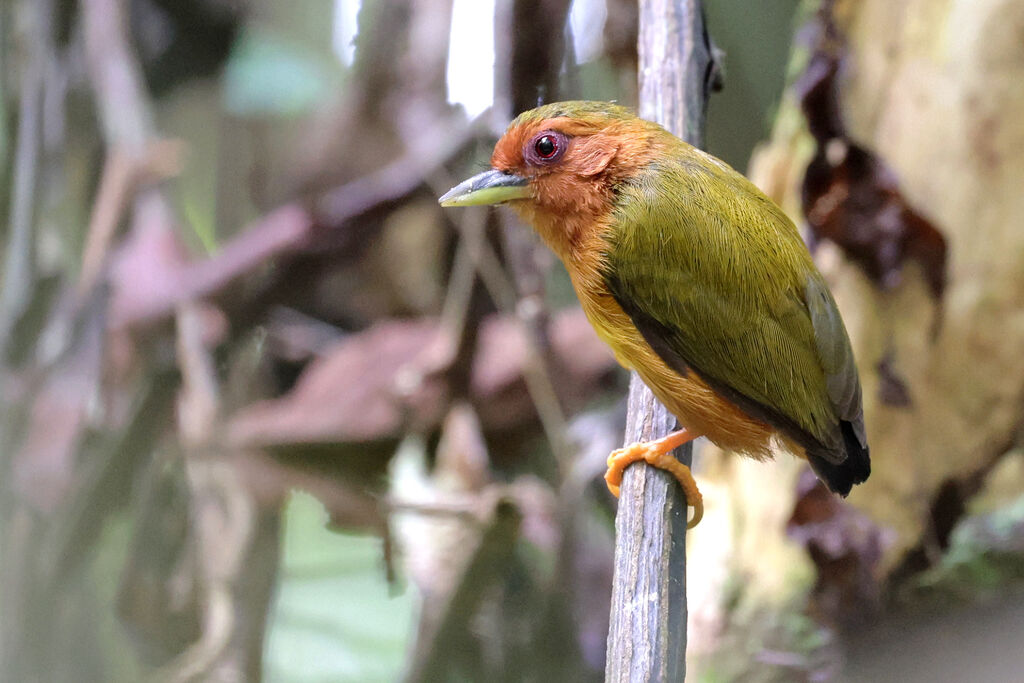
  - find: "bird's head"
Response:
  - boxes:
[439,101,663,257]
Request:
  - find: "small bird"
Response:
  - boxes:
[439,101,869,526]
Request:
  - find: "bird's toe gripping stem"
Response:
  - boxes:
[604,429,703,528]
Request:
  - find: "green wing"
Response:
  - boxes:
[603,154,866,464]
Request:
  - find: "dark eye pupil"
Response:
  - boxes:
[536,135,557,158]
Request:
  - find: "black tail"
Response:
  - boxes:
[807,420,871,497]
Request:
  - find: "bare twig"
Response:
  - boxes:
[0,0,47,357]
[384,497,483,522]
[81,0,154,155]
[313,115,474,227]
[448,208,574,474]
[78,140,185,295]
[109,204,312,327]
[606,2,719,681]
[81,1,269,679]
[154,302,256,683]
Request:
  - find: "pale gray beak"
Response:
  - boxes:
[438,169,531,207]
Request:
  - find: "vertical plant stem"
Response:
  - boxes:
[605,1,718,681]
[0,0,48,356]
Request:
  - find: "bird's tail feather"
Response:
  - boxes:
[807,420,871,497]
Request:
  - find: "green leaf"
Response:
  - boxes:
[263,493,418,683]
[224,30,338,117]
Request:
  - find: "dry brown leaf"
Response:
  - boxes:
[228,308,616,449]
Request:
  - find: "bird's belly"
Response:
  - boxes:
[578,288,777,458]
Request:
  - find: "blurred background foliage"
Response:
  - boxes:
[1,0,1023,681]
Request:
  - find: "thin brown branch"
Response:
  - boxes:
[81,1,267,680]
[0,0,47,356]
[81,0,155,155]
[384,497,484,523]
[449,208,575,474]
[313,114,479,228]
[78,140,185,295]
[109,204,312,327]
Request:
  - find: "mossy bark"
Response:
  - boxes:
[689,0,1024,667]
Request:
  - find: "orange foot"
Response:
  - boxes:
[604,428,704,528]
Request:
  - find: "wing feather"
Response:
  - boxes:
[602,156,866,468]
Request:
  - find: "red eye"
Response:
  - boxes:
[534,135,558,158]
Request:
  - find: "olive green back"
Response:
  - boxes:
[602,139,865,460]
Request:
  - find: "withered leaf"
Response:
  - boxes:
[797,22,948,299]
[228,308,616,449]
